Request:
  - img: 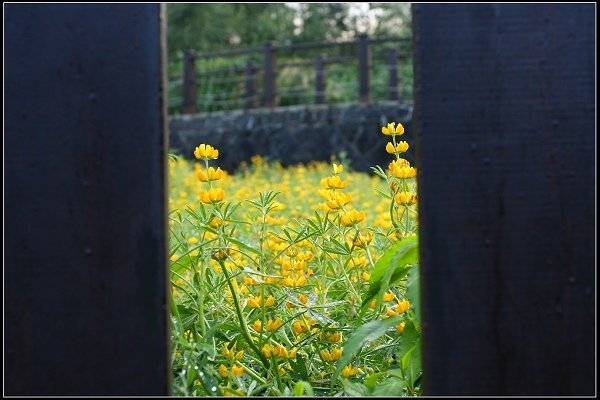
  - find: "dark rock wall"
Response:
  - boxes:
[169,101,413,173]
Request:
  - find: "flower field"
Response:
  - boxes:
[168,123,421,396]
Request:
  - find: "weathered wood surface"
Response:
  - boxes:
[413,4,595,396]
[5,4,169,395]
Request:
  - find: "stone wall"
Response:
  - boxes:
[169,101,413,173]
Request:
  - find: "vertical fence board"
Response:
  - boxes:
[413,4,595,396]
[5,4,169,395]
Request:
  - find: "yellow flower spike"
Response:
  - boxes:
[231,365,245,377]
[298,294,308,304]
[332,163,344,174]
[235,350,244,360]
[397,322,406,333]
[289,348,298,359]
[386,307,398,317]
[328,332,342,343]
[194,144,219,160]
[368,299,377,309]
[187,236,199,244]
[218,364,228,378]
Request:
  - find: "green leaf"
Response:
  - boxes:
[371,378,406,396]
[405,264,421,324]
[361,235,419,308]
[293,380,314,396]
[333,316,402,385]
[340,379,370,396]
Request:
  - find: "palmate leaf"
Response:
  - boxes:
[361,235,419,309]
[332,316,402,385]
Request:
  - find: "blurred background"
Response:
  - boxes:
[166,3,413,114]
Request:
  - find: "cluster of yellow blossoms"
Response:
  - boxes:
[194,144,226,204]
[319,163,365,227]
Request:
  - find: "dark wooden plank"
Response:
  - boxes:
[413,4,595,396]
[5,4,169,395]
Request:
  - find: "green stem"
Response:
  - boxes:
[218,259,271,371]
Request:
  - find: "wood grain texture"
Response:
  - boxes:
[5,4,169,395]
[413,4,595,396]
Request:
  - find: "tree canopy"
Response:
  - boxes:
[167,3,412,56]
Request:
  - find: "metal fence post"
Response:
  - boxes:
[183,49,197,114]
[315,55,326,104]
[264,42,277,108]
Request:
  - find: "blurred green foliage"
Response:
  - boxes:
[167,3,413,114]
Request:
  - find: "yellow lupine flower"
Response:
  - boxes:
[264,295,276,307]
[320,348,343,362]
[394,191,417,205]
[187,236,199,244]
[231,365,245,377]
[396,299,411,314]
[340,209,366,227]
[196,166,224,182]
[381,122,405,136]
[389,164,417,179]
[383,291,395,302]
[321,175,348,190]
[325,192,352,211]
[194,144,219,160]
[218,364,228,378]
[362,272,371,282]
[385,141,409,154]
[332,163,344,174]
[397,322,406,333]
[292,321,308,334]
[208,216,224,228]
[266,319,283,331]
[252,320,262,332]
[342,365,360,378]
[199,188,225,204]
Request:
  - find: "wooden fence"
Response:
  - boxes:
[5,3,595,396]
[169,34,412,114]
